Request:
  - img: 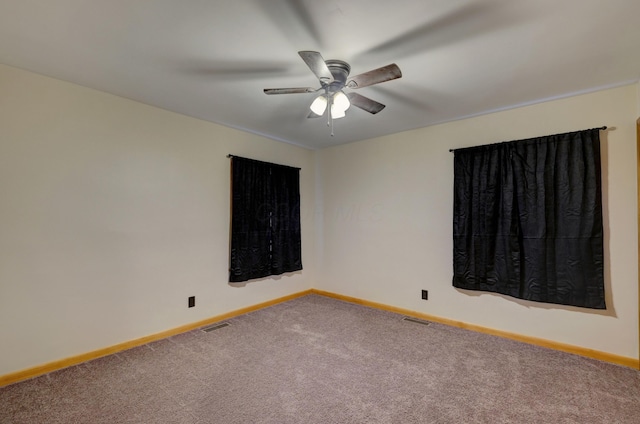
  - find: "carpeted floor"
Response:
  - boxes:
[2,294,639,423]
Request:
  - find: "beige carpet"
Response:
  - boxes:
[2,294,639,423]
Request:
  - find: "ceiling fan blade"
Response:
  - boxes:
[346,64,402,89]
[264,87,317,95]
[298,51,334,83]
[307,111,323,118]
[347,93,386,114]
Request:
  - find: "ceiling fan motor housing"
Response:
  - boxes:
[325,60,350,91]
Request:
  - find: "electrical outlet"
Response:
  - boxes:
[188,296,195,308]
[421,290,428,300]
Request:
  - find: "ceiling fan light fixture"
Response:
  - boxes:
[310,94,328,116]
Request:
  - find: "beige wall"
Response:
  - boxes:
[316,84,639,359]
[0,65,316,375]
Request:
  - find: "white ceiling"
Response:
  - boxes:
[1,0,639,150]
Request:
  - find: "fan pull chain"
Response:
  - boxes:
[328,93,334,136]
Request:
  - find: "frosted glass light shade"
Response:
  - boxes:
[310,95,327,115]
[333,91,350,112]
[331,104,346,119]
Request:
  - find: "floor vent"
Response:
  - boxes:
[202,322,230,333]
[402,317,431,326]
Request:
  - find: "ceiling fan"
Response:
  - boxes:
[264,51,402,134]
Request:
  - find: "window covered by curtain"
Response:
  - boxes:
[452,129,605,309]
[229,156,302,282]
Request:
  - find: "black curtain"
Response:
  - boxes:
[229,156,302,282]
[452,129,605,309]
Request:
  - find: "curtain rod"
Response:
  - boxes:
[448,126,608,152]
